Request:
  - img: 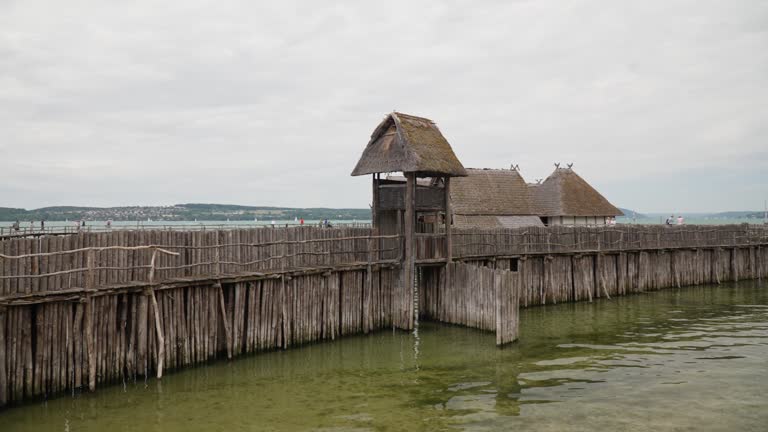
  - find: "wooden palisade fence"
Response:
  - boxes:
[1,224,767,407]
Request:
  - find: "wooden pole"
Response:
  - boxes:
[445,177,453,262]
[404,172,416,330]
[148,288,164,379]
[443,177,453,320]
[216,283,232,359]
[371,174,379,232]
[147,249,165,379]
[85,249,96,392]
[365,234,373,334]
[0,305,6,405]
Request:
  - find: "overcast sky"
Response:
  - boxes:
[1,1,766,213]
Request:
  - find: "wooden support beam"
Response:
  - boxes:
[147,250,165,379]
[404,172,416,330]
[216,283,232,359]
[443,177,453,308]
[85,249,96,392]
[0,305,6,405]
[364,234,373,334]
[445,177,453,262]
[148,288,164,379]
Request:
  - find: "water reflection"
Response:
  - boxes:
[0,282,766,431]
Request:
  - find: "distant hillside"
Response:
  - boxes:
[617,208,648,219]
[709,211,764,219]
[0,204,371,222]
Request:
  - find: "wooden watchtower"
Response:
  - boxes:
[351,112,466,329]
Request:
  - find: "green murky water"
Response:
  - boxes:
[2,281,767,431]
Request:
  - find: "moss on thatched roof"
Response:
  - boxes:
[450,168,538,216]
[453,214,544,229]
[351,112,467,177]
[531,168,623,217]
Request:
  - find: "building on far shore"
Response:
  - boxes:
[529,166,623,226]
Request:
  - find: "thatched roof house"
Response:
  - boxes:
[351,112,467,177]
[530,167,623,225]
[450,168,544,228]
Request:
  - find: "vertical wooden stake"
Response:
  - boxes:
[444,177,453,294]
[216,283,232,359]
[406,173,418,330]
[494,273,502,346]
[0,305,7,406]
[364,234,373,334]
[85,249,96,392]
[147,249,164,379]
[148,288,164,379]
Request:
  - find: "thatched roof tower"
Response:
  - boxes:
[351,112,467,177]
[531,167,623,217]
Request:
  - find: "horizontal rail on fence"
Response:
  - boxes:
[0,236,400,281]
[0,245,180,259]
[0,223,374,238]
[0,259,402,306]
[0,234,400,258]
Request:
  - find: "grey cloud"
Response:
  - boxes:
[1,0,766,212]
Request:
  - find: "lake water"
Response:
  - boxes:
[1,281,766,431]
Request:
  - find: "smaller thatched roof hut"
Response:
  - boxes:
[450,168,544,228]
[531,167,623,217]
[351,112,467,177]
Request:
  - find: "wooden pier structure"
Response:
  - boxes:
[1,223,766,407]
[1,112,767,408]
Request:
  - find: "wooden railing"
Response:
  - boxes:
[0,227,400,304]
[2,225,767,302]
[453,224,768,258]
[0,222,372,239]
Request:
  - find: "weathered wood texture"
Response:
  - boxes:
[0,268,399,407]
[1,225,766,408]
[420,262,519,345]
[452,225,768,257]
[0,227,401,407]
[457,246,768,311]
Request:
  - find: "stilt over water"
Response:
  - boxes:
[1,224,766,407]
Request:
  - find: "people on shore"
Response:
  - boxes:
[300,218,304,225]
[677,215,684,225]
[12,220,20,231]
[665,215,674,225]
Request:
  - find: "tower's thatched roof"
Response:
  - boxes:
[531,168,623,217]
[351,112,467,177]
[450,168,538,216]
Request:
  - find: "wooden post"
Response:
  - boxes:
[444,177,453,303]
[404,172,416,330]
[0,305,6,406]
[371,174,379,232]
[597,254,610,299]
[85,249,96,392]
[147,249,165,379]
[365,234,373,334]
[445,177,453,263]
[216,283,232,359]
[148,288,164,379]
